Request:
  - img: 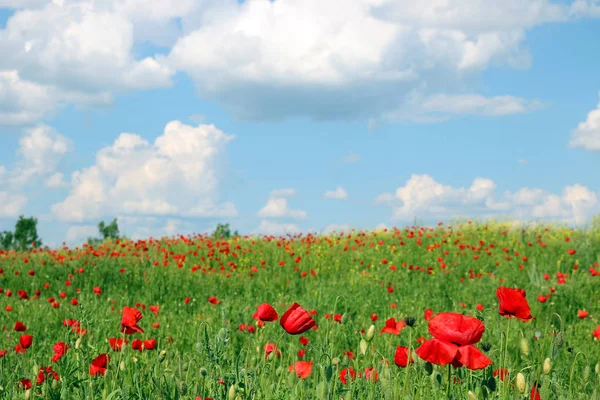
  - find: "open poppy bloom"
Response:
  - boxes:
[253,303,278,322]
[380,318,405,335]
[20,334,33,349]
[208,296,221,305]
[415,312,492,370]
[37,366,60,385]
[264,343,281,359]
[288,360,313,379]
[339,368,356,384]
[121,306,144,334]
[14,321,26,331]
[109,338,129,351]
[593,325,600,340]
[90,354,109,376]
[280,303,316,335]
[52,342,69,362]
[496,287,533,321]
[18,378,32,390]
[394,346,414,368]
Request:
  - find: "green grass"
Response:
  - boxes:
[0,221,599,399]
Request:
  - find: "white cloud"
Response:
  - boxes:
[258,197,307,220]
[323,186,348,200]
[65,225,97,244]
[52,120,237,222]
[322,223,351,234]
[45,172,68,188]
[164,0,579,121]
[254,220,301,236]
[569,96,600,151]
[378,174,600,224]
[0,191,27,218]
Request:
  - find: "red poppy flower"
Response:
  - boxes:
[537,295,547,303]
[208,296,221,305]
[380,318,405,335]
[593,325,600,340]
[90,354,109,376]
[299,336,309,346]
[14,321,26,331]
[280,303,316,335]
[496,287,533,321]
[264,343,281,359]
[144,339,157,350]
[149,305,160,315]
[424,309,434,321]
[121,306,144,334]
[52,342,69,362]
[364,368,379,382]
[394,346,414,368]
[531,382,541,400]
[577,310,589,319]
[109,338,129,351]
[0,350,7,358]
[339,368,356,384]
[253,303,278,322]
[20,334,33,349]
[415,312,491,370]
[93,287,102,296]
[288,360,313,379]
[494,368,509,382]
[18,378,32,390]
[37,366,60,385]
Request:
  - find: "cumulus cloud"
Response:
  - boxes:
[258,196,307,220]
[323,186,348,200]
[163,0,587,122]
[377,174,600,225]
[569,95,600,151]
[52,120,237,222]
[322,223,352,235]
[65,225,97,244]
[0,191,27,218]
[254,220,301,236]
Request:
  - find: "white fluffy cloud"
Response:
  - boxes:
[322,223,352,235]
[377,174,599,224]
[323,186,348,200]
[0,191,28,218]
[258,196,307,220]
[65,225,97,244]
[164,0,591,121]
[569,95,600,151]
[52,120,237,222]
[254,220,301,236]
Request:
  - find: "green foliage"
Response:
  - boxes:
[87,218,121,245]
[0,215,41,250]
[213,222,239,239]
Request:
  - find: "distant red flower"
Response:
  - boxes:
[280,303,316,335]
[537,295,547,303]
[121,306,144,334]
[90,354,109,376]
[494,368,509,382]
[496,287,533,321]
[144,339,157,350]
[208,296,221,305]
[424,309,434,321]
[37,366,60,385]
[568,249,576,255]
[415,312,491,370]
[577,310,589,319]
[109,338,129,351]
[299,336,309,346]
[149,305,159,315]
[0,350,7,358]
[253,303,278,322]
[380,318,405,335]
[93,287,102,296]
[339,368,356,384]
[20,334,33,349]
[394,346,414,368]
[132,339,144,351]
[288,360,313,379]
[264,343,281,359]
[364,368,379,382]
[184,297,191,304]
[14,321,26,331]
[52,342,69,362]
[370,313,379,321]
[18,378,32,390]
[593,325,600,339]
[531,382,542,400]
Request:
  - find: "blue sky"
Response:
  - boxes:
[1,0,600,246]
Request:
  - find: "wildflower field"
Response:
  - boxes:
[1,222,600,399]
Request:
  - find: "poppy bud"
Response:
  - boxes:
[200,367,208,377]
[25,390,31,400]
[182,362,188,372]
[119,361,126,370]
[583,365,590,381]
[481,343,491,352]
[179,382,187,395]
[520,338,530,356]
[75,337,82,349]
[267,351,276,361]
[132,357,138,363]
[316,381,327,398]
[228,385,237,400]
[595,362,600,375]
[467,390,478,400]
[32,364,39,376]
[51,379,58,390]
[365,325,375,342]
[543,358,551,374]
[325,365,333,382]
[158,350,167,363]
[359,339,367,355]
[332,357,340,366]
[516,372,526,393]
[404,316,416,327]
[424,362,434,375]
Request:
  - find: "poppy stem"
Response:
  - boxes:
[503,318,511,384]
[446,364,452,399]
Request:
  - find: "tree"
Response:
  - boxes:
[99,218,120,240]
[12,216,42,250]
[213,223,239,239]
[0,230,14,250]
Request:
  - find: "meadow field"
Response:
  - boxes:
[0,221,599,399]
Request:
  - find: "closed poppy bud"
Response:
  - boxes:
[158,350,167,363]
[596,362,600,375]
[516,372,526,393]
[467,391,478,400]
[25,390,31,400]
[228,385,237,400]
[119,360,125,370]
[280,303,315,335]
[359,339,367,355]
[75,338,82,349]
[583,365,590,382]
[179,382,187,395]
[543,358,551,374]
[200,367,208,377]
[520,338,530,356]
[341,313,349,324]
[365,325,375,342]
